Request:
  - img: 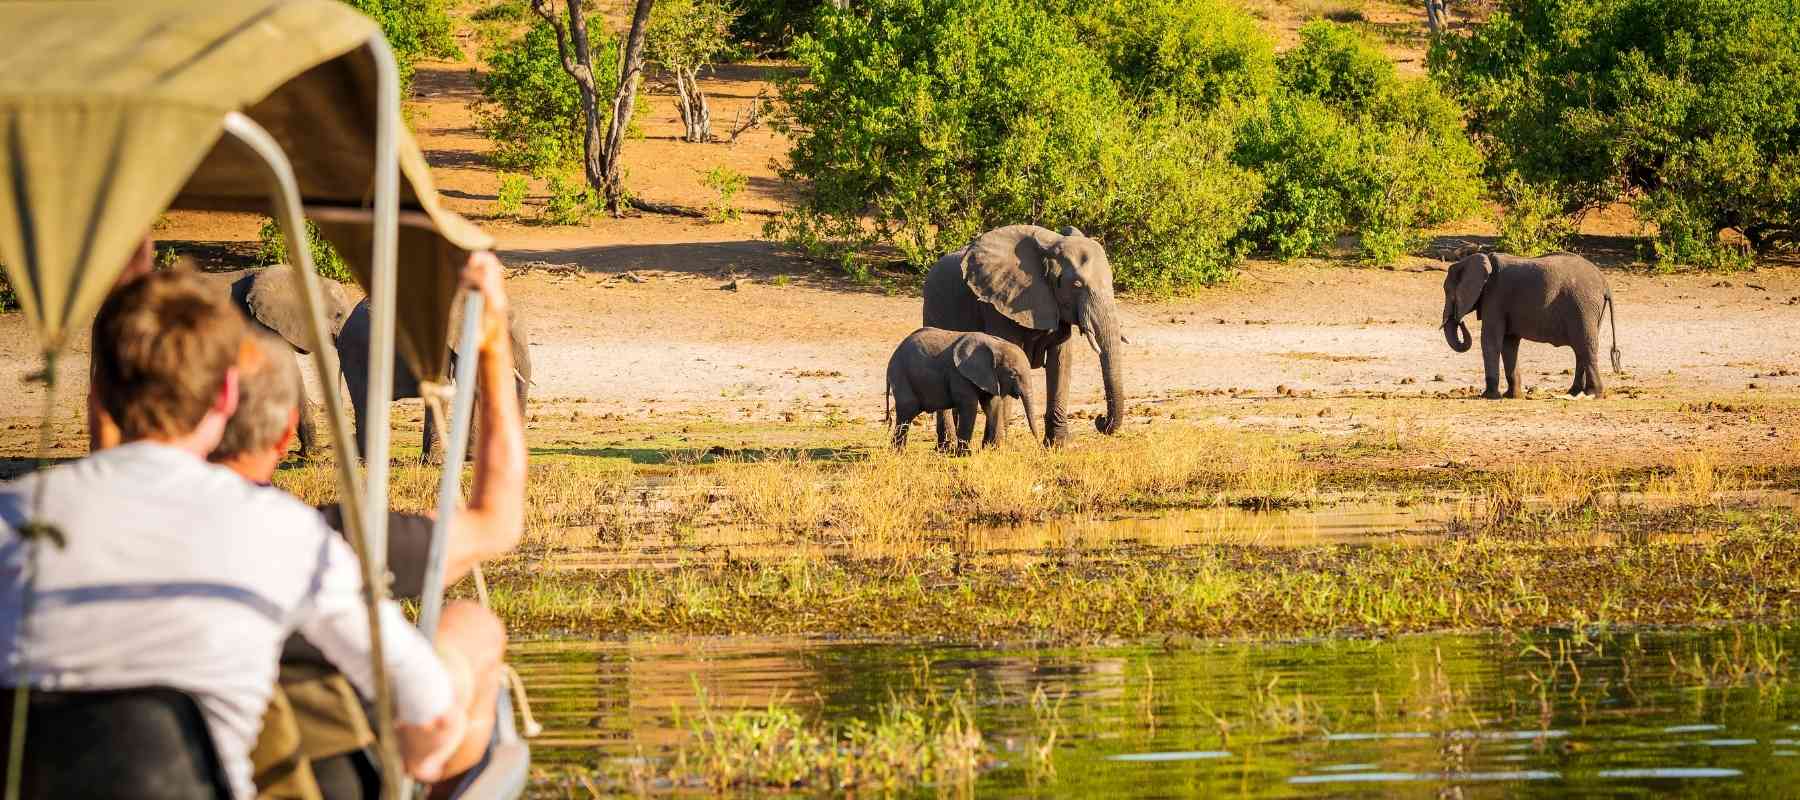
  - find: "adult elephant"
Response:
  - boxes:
[195,265,352,459]
[336,297,531,463]
[923,225,1125,445]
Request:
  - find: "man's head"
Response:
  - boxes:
[91,270,246,450]
[210,334,302,482]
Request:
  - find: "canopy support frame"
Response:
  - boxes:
[417,291,484,644]
[362,35,408,800]
[219,109,408,797]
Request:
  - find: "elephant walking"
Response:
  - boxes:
[195,266,352,458]
[922,225,1126,446]
[1442,251,1621,398]
[335,297,531,462]
[885,328,1040,453]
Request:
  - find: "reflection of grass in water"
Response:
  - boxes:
[583,687,994,793]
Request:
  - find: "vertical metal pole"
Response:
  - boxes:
[366,36,406,800]
[417,292,484,643]
[221,110,399,793]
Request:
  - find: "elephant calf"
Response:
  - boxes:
[1441,251,1621,399]
[885,328,1040,453]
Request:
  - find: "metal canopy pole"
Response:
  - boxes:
[219,109,404,795]
[364,35,407,800]
[417,291,484,642]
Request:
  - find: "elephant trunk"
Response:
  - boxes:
[1443,320,1472,353]
[1018,384,1042,444]
[1087,309,1126,435]
[1442,300,1472,353]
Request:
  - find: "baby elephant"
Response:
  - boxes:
[1442,251,1622,398]
[886,328,1040,452]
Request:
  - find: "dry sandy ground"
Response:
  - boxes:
[7,251,1799,468]
[5,0,1797,470]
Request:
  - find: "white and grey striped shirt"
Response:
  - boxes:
[0,442,451,798]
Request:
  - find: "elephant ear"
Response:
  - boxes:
[951,336,1003,397]
[962,225,1064,332]
[1451,255,1491,319]
[244,265,320,354]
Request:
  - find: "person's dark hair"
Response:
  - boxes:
[91,270,246,441]
[210,334,300,461]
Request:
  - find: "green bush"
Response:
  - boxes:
[478,17,623,175]
[1074,0,1276,112]
[729,0,823,52]
[495,173,529,218]
[0,268,16,312]
[345,0,458,92]
[701,165,747,222]
[775,0,1262,288]
[1089,111,1262,291]
[1235,22,1482,264]
[1433,0,1800,267]
[540,173,597,225]
[256,218,355,284]
[1494,172,1573,256]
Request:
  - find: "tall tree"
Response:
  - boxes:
[530,0,656,214]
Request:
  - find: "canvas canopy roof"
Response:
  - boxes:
[0,0,491,383]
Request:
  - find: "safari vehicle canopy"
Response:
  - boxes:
[0,1,523,797]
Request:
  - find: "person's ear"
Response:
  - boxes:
[275,407,299,456]
[217,368,240,419]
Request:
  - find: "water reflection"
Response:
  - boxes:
[518,627,1800,797]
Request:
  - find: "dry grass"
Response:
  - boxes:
[682,428,1321,546]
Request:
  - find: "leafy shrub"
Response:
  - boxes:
[729,0,823,52]
[495,173,529,218]
[1236,22,1481,263]
[649,0,739,77]
[540,173,597,225]
[1089,111,1262,291]
[1074,0,1276,112]
[478,17,623,174]
[1433,0,1800,267]
[256,218,355,284]
[1494,172,1573,256]
[345,0,458,92]
[701,165,747,222]
[775,0,1123,269]
[776,0,1261,288]
[0,268,16,312]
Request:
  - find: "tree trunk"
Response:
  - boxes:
[531,0,655,217]
[674,67,712,143]
[1425,0,1446,35]
[600,0,657,214]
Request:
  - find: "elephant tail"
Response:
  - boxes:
[1605,290,1622,373]
[883,381,893,428]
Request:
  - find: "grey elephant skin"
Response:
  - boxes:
[335,297,531,462]
[886,328,1041,453]
[1441,251,1621,399]
[194,266,352,458]
[923,225,1125,445]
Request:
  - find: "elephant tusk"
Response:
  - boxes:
[1082,327,1102,357]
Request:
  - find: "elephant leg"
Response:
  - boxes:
[295,390,318,459]
[1502,336,1523,399]
[1480,323,1505,399]
[952,391,979,457]
[892,393,919,450]
[934,411,953,453]
[981,394,1003,448]
[1044,337,1073,446]
[1585,352,1605,399]
[422,407,442,465]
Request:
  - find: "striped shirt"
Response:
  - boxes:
[0,442,451,798]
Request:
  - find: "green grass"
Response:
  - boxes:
[479,510,1800,641]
